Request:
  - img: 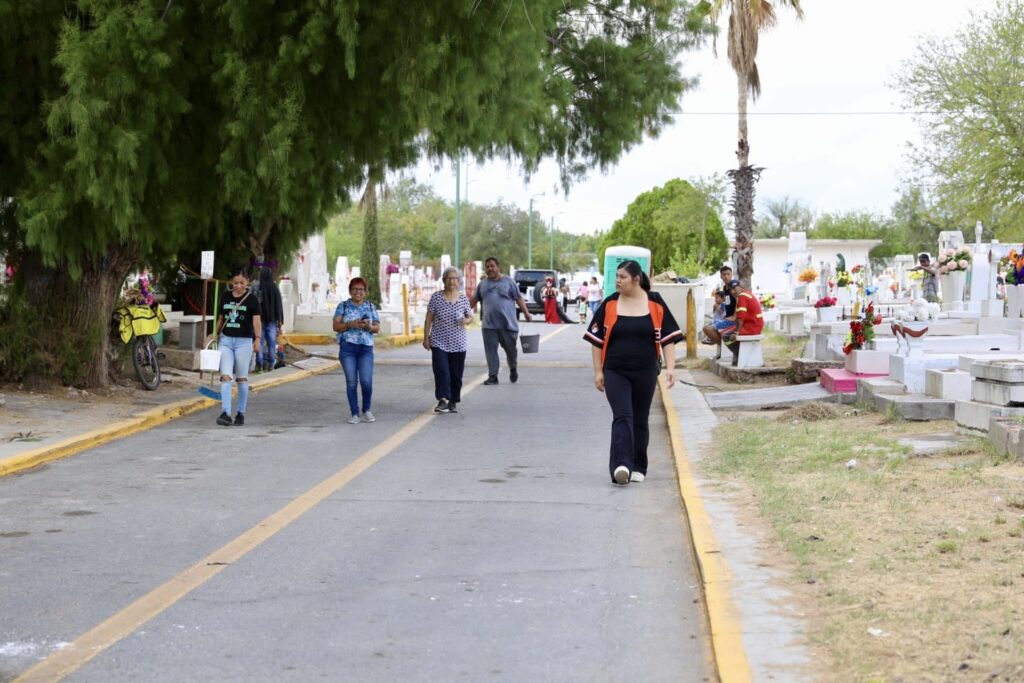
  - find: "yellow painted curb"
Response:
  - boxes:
[283,333,334,345]
[0,362,339,479]
[660,377,752,683]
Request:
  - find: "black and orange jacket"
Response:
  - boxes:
[583,291,683,367]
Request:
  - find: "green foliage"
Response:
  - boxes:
[756,196,813,238]
[324,179,597,274]
[599,178,729,274]
[0,0,713,385]
[810,210,903,259]
[896,0,1024,234]
[0,290,99,386]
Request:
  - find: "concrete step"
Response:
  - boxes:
[790,358,843,383]
[705,383,837,411]
[820,368,886,394]
[872,392,955,421]
[955,399,1024,434]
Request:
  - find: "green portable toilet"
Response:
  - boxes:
[602,245,652,297]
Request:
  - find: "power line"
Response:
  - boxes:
[673,110,950,116]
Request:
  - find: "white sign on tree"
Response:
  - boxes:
[200,251,215,280]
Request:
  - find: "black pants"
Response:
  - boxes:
[603,365,658,480]
[431,348,467,403]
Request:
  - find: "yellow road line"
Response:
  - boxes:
[0,363,338,479]
[14,375,482,683]
[660,378,752,683]
[15,324,573,681]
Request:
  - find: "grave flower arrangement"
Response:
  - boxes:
[798,266,819,284]
[999,248,1024,285]
[842,302,882,355]
[936,246,972,274]
[814,296,837,308]
[759,293,777,309]
[899,298,940,322]
[835,270,852,287]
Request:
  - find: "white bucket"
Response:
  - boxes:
[199,349,221,372]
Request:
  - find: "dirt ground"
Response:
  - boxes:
[706,405,1024,682]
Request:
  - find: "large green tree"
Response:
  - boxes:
[0,0,712,386]
[896,0,1024,234]
[755,195,813,238]
[705,0,804,287]
[599,178,729,274]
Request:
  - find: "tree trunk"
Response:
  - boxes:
[731,69,757,288]
[20,246,136,387]
[728,164,761,290]
[361,178,381,307]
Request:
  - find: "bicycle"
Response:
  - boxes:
[113,304,166,390]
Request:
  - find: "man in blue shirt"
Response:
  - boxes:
[470,257,533,385]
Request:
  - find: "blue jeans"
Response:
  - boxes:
[258,322,278,367]
[219,335,254,415]
[339,340,374,416]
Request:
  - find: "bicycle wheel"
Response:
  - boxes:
[132,336,161,390]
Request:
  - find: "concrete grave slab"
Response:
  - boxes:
[925,369,972,401]
[705,383,836,411]
[890,354,959,394]
[970,359,1024,383]
[845,349,890,375]
[955,399,1024,434]
[896,432,976,456]
[971,379,1024,406]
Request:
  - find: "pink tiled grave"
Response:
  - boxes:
[819,368,887,394]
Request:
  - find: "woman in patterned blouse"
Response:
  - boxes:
[422,267,474,414]
[333,277,380,424]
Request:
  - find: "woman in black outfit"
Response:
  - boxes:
[584,260,682,485]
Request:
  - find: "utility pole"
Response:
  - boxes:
[528,192,544,269]
[455,159,461,268]
[549,216,555,270]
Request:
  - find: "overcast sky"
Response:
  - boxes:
[412,0,995,237]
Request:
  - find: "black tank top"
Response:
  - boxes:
[605,314,656,371]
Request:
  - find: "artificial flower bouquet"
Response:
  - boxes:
[936,246,972,274]
[835,270,852,287]
[999,248,1024,285]
[798,266,819,284]
[900,298,940,322]
[814,296,837,308]
[842,302,882,355]
[759,293,777,310]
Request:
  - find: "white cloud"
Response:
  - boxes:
[415,0,994,235]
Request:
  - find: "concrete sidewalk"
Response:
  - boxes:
[664,370,812,681]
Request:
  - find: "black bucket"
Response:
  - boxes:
[520,333,540,354]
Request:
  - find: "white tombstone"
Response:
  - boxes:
[379,254,392,305]
[894,254,914,297]
[440,254,452,273]
[938,230,964,253]
[279,278,296,332]
[335,256,350,292]
[399,250,412,268]
[787,232,811,299]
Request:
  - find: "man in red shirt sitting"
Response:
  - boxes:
[724,279,764,365]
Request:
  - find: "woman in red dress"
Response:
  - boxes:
[542,277,561,323]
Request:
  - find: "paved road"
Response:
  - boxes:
[1,322,713,682]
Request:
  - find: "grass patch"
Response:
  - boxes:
[705,412,1024,681]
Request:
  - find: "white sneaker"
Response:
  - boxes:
[347,414,360,424]
[630,472,645,482]
[361,411,375,423]
[613,466,630,485]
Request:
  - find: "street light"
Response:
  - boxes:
[527,192,545,268]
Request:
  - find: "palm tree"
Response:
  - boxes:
[359,166,389,307]
[708,0,804,287]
